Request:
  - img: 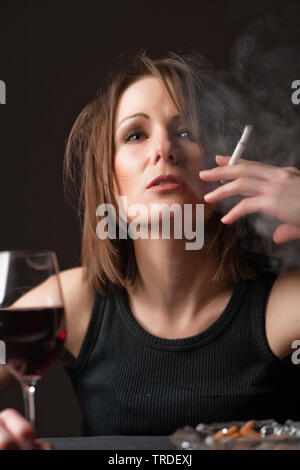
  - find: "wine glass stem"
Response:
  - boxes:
[21,380,38,427]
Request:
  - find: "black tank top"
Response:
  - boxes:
[65,272,300,436]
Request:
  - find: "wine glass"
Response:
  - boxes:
[0,250,66,428]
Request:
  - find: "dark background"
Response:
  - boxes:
[0,0,298,437]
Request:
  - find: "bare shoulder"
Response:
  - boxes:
[59,266,93,311]
[0,267,94,388]
[10,266,94,362]
[58,267,94,361]
[265,268,300,359]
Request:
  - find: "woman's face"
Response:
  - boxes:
[113,76,215,226]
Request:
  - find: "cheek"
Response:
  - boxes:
[114,152,139,196]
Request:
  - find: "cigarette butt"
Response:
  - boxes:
[226,431,242,440]
[213,425,239,440]
[240,420,255,431]
[239,421,260,439]
[239,428,260,439]
[212,430,225,440]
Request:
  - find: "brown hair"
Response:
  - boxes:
[64,51,275,296]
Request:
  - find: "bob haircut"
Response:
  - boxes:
[64,51,281,296]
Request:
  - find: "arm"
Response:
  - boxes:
[199,156,300,359]
[265,268,300,360]
[55,266,94,360]
[0,266,94,449]
[0,272,65,390]
[0,266,94,384]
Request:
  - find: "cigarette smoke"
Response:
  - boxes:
[209,4,300,271]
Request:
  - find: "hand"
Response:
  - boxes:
[199,155,300,244]
[0,408,54,450]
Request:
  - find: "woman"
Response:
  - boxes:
[1,52,300,449]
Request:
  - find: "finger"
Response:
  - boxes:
[36,440,55,450]
[216,155,269,166]
[220,195,274,224]
[0,421,19,450]
[215,155,231,166]
[204,177,270,203]
[199,158,286,183]
[273,224,300,244]
[285,166,300,176]
[207,155,252,185]
[0,408,37,450]
[217,155,242,184]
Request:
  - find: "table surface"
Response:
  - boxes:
[40,435,178,450]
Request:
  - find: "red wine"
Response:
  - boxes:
[0,306,65,378]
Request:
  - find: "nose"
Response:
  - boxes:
[150,129,179,166]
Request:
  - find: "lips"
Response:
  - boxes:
[146,174,186,189]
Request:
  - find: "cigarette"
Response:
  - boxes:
[220,125,253,184]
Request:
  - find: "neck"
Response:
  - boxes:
[126,236,232,323]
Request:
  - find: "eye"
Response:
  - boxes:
[123,128,145,143]
[176,128,193,138]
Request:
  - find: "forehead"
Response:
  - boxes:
[115,76,179,124]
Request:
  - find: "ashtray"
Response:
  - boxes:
[170,419,300,450]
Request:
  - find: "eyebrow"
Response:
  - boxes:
[116,113,183,131]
